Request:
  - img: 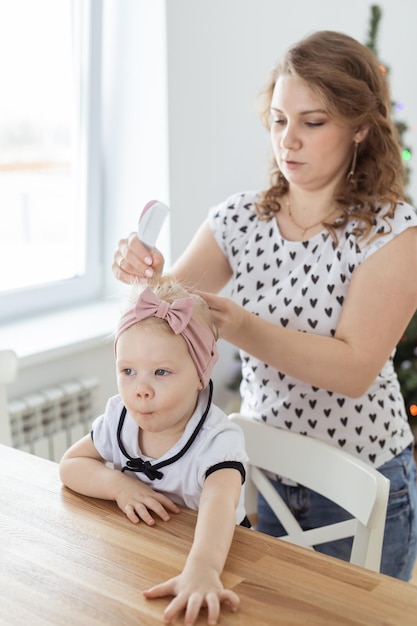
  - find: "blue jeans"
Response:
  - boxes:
[256,444,417,581]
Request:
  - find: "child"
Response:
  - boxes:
[59,277,249,626]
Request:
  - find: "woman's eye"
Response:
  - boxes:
[306,121,325,127]
[272,118,286,125]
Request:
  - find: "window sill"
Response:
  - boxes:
[0,299,123,369]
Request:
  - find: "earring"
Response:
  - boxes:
[347,142,359,184]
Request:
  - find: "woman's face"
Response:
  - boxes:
[270,74,364,193]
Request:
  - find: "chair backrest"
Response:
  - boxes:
[229,413,390,572]
[0,350,18,446]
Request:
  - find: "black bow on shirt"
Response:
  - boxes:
[122,458,164,480]
[117,380,214,482]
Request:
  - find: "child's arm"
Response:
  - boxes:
[143,467,243,625]
[59,435,180,524]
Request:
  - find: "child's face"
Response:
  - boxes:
[116,323,203,437]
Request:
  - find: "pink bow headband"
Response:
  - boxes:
[114,287,218,389]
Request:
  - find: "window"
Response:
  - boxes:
[0,0,102,323]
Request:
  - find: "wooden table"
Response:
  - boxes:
[1,444,416,626]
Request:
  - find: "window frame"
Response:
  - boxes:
[0,0,104,324]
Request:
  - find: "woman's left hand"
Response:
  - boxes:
[197,291,248,343]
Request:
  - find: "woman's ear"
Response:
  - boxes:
[354,125,369,143]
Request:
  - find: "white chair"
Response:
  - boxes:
[0,349,18,446]
[229,413,390,572]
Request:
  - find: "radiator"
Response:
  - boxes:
[8,377,100,462]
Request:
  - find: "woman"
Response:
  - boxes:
[113,31,417,581]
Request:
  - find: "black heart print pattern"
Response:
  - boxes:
[210,193,417,466]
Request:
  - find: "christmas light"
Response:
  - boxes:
[409,404,417,417]
[402,149,411,162]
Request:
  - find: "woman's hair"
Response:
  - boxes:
[256,30,406,239]
[124,275,216,338]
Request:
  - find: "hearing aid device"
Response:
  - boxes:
[138,200,169,249]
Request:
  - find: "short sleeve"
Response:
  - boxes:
[91,395,125,465]
[194,415,249,485]
[359,201,417,263]
[208,191,260,256]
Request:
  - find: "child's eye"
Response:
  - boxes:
[122,368,135,376]
[155,368,170,377]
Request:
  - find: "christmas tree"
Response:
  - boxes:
[366,4,417,435]
[365,5,413,197]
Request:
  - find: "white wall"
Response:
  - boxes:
[9,0,417,414]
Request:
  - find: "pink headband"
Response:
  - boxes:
[114,287,218,388]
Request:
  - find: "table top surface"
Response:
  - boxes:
[1,443,417,626]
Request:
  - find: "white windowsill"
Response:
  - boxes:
[0,299,123,369]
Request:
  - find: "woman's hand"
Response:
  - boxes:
[115,473,180,525]
[143,563,239,625]
[112,232,165,284]
[197,291,248,343]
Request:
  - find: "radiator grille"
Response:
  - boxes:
[8,377,100,462]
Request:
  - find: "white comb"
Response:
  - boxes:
[137,200,169,249]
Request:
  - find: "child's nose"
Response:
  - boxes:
[135,380,154,399]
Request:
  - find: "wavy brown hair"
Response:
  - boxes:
[256,30,406,240]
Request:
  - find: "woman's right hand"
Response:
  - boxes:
[112,232,165,284]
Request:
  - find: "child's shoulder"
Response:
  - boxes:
[203,402,244,436]
[102,394,125,420]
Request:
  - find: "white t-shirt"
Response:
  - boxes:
[91,383,248,524]
[209,191,417,468]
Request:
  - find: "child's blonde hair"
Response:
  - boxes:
[125,275,217,339]
[115,276,219,388]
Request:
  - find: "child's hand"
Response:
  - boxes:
[115,475,180,525]
[143,564,239,625]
